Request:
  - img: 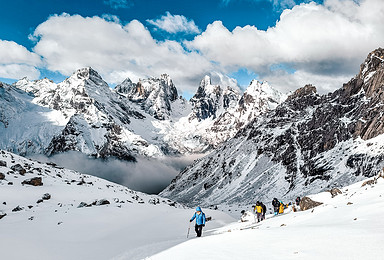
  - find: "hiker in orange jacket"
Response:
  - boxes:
[279,201,284,214]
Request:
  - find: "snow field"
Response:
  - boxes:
[149,177,384,260]
[0,151,234,260]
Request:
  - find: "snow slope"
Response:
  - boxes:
[0,82,67,155]
[1,151,383,260]
[0,150,234,260]
[151,175,384,260]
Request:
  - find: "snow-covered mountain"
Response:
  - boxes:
[155,76,286,153]
[115,74,179,120]
[160,48,384,207]
[1,68,284,161]
[3,68,164,160]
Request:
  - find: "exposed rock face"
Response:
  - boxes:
[12,206,24,212]
[160,48,384,207]
[0,172,4,180]
[42,193,51,200]
[0,160,7,167]
[22,177,43,186]
[299,197,323,211]
[116,74,179,120]
[189,76,225,121]
[328,188,342,198]
[286,84,317,101]
[96,199,110,206]
[10,164,26,175]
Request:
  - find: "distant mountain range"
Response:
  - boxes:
[0,67,284,160]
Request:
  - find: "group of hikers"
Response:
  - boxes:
[189,196,301,237]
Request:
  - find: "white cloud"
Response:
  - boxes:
[4,0,383,95]
[188,0,384,93]
[31,13,212,92]
[147,12,201,34]
[103,0,133,9]
[0,40,41,79]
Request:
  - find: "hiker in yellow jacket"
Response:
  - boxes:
[254,201,263,222]
[279,201,284,214]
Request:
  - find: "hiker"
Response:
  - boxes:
[279,200,284,214]
[254,201,263,222]
[272,198,280,215]
[261,202,267,220]
[295,196,301,206]
[190,206,206,237]
[240,210,254,222]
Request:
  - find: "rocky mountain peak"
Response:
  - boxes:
[189,76,225,121]
[244,80,276,97]
[287,84,317,101]
[116,74,179,120]
[115,78,135,95]
[72,67,103,82]
[356,48,384,100]
[358,48,384,81]
[200,75,212,88]
[160,73,173,86]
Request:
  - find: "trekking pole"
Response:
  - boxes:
[187,222,191,238]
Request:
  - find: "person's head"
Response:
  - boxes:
[196,206,202,213]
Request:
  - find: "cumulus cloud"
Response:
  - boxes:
[31,13,212,92]
[103,0,133,9]
[4,0,383,95]
[188,0,384,93]
[0,40,41,79]
[147,12,201,34]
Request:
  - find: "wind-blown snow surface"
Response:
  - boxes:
[150,176,384,260]
[0,151,234,260]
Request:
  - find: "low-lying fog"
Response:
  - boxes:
[29,152,205,194]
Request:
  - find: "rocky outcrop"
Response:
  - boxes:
[42,193,51,200]
[286,84,317,101]
[10,164,26,175]
[299,197,323,211]
[328,188,342,198]
[22,177,43,186]
[12,206,24,212]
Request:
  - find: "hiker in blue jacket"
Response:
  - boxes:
[190,206,206,237]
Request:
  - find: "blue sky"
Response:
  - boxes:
[0,0,383,97]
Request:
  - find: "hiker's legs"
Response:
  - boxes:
[195,224,203,237]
